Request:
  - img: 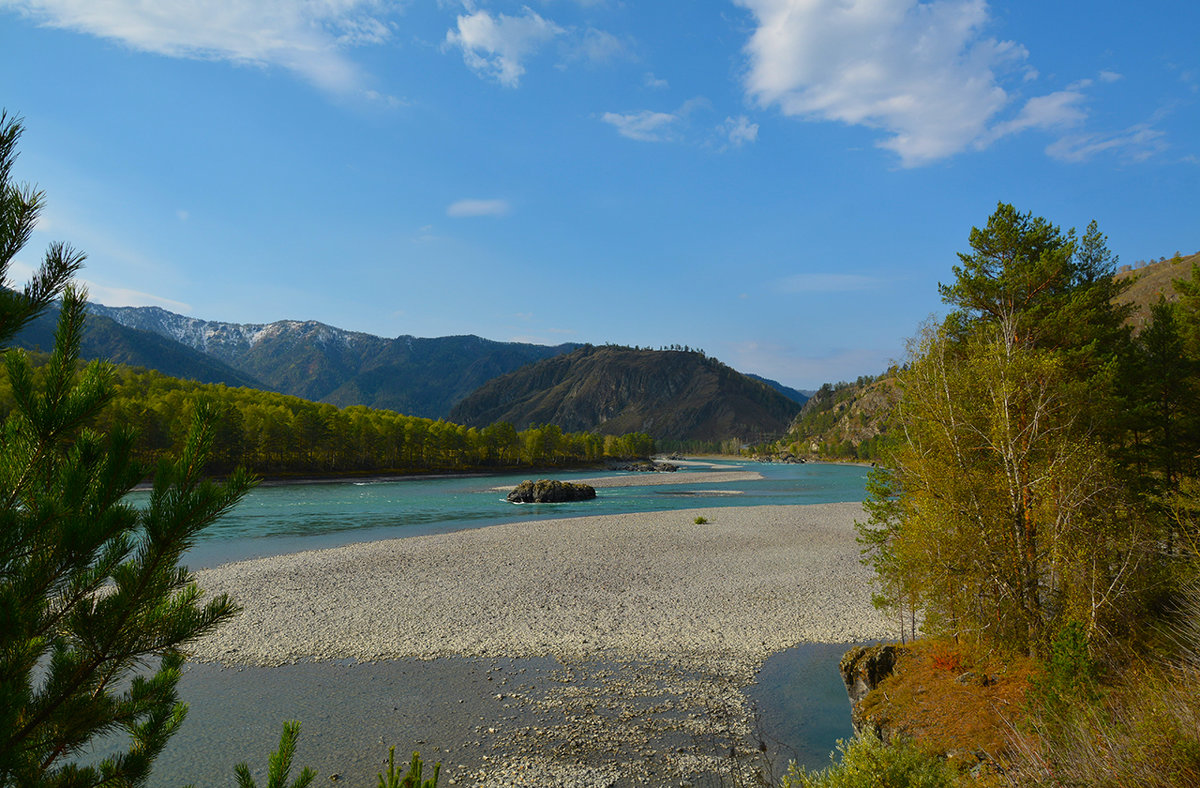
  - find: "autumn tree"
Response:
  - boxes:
[861,205,1146,656]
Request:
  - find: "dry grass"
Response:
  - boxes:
[856,639,1037,775]
[1115,250,1200,331]
[1005,661,1200,787]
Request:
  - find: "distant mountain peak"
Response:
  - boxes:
[83,302,582,418]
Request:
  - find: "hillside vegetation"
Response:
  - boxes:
[799,206,1200,786]
[778,246,1200,464]
[449,344,803,443]
[1115,248,1200,330]
[0,357,655,478]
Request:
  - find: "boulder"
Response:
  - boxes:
[507,479,597,503]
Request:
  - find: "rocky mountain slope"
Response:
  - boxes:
[14,305,265,389]
[85,304,579,418]
[1114,249,1200,330]
[448,345,803,442]
[777,376,898,461]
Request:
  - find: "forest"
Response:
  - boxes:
[0,360,657,476]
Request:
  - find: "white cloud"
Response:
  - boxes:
[1046,123,1167,163]
[569,27,628,64]
[11,255,192,311]
[721,340,893,390]
[1,0,391,94]
[779,273,885,293]
[1099,70,1122,83]
[601,109,680,142]
[734,0,1032,166]
[644,72,669,89]
[446,198,512,218]
[445,7,563,87]
[601,98,710,143]
[719,115,759,147]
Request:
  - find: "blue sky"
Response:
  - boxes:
[2,0,1197,389]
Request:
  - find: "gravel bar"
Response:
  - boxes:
[188,502,891,786]
[193,502,889,667]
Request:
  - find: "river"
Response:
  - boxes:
[113,460,873,785]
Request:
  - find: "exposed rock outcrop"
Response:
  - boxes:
[506,479,597,503]
[839,644,904,739]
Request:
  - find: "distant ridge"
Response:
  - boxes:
[746,373,809,405]
[449,345,803,442]
[13,305,266,389]
[85,303,580,418]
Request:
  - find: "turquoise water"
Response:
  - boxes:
[163,459,870,568]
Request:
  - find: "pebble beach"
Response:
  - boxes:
[182,496,894,786]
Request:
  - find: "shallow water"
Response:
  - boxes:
[158,460,870,568]
[87,645,860,787]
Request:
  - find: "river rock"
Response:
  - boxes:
[839,643,904,739]
[507,480,597,503]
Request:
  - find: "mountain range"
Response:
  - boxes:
[79,304,579,419]
[9,302,807,442]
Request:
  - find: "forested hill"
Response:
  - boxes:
[775,246,1200,463]
[777,374,898,461]
[448,345,803,442]
[85,303,580,418]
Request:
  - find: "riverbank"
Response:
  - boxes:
[185,502,891,785]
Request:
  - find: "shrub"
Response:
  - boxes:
[781,735,955,788]
[694,516,709,524]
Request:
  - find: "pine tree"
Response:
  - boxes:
[0,111,255,786]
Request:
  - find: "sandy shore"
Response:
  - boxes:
[188,502,889,786]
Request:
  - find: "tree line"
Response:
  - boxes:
[0,361,657,477]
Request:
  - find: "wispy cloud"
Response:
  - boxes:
[719,115,759,148]
[11,254,191,311]
[446,198,511,218]
[81,280,192,311]
[983,89,1088,143]
[445,7,563,87]
[721,340,893,390]
[644,72,669,90]
[779,273,885,293]
[601,98,717,144]
[601,109,682,142]
[1046,123,1167,163]
[1,0,392,94]
[566,27,629,65]
[732,0,1143,166]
